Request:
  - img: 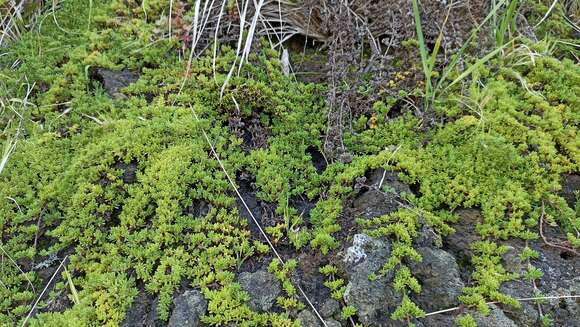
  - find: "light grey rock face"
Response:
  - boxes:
[352,189,400,220]
[421,305,518,327]
[296,311,341,327]
[297,310,321,327]
[319,298,340,318]
[237,269,281,312]
[91,68,140,99]
[167,290,207,327]
[121,291,161,327]
[341,234,400,326]
[410,247,464,311]
[325,318,342,327]
[343,234,391,280]
[343,276,401,326]
[472,304,518,327]
[350,169,411,220]
[501,245,524,274]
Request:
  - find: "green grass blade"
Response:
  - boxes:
[411,0,432,94]
[435,0,508,92]
[444,41,513,91]
[496,0,520,47]
[64,266,80,305]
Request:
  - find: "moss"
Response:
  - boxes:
[356,52,579,318]
[0,1,326,324]
[523,0,579,59]
[2,0,579,325]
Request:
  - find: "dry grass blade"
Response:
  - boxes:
[411,0,432,95]
[434,0,508,92]
[424,295,580,317]
[0,0,24,47]
[168,0,173,37]
[534,0,559,28]
[220,0,250,97]
[0,245,35,293]
[1,80,33,175]
[21,256,69,327]
[190,106,328,327]
[237,0,266,75]
[0,131,18,175]
[212,0,227,81]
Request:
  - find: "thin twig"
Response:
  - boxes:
[525,240,544,319]
[534,0,559,28]
[539,201,579,256]
[168,0,173,37]
[424,295,580,317]
[0,245,35,292]
[21,255,69,327]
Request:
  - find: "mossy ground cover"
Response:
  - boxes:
[1,0,579,326]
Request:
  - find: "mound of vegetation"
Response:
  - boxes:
[1,0,578,326]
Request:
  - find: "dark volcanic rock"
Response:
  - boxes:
[366,168,412,194]
[234,176,264,237]
[472,304,518,327]
[561,174,580,207]
[501,245,524,274]
[341,234,401,326]
[352,189,401,219]
[342,234,391,280]
[444,209,482,259]
[238,269,281,312]
[319,298,340,318]
[351,169,411,220]
[296,310,343,327]
[183,199,211,218]
[410,247,464,312]
[114,160,138,184]
[91,68,139,99]
[307,146,327,174]
[499,238,580,326]
[290,196,316,225]
[421,305,518,327]
[297,310,321,327]
[325,319,342,327]
[122,291,163,327]
[167,290,207,327]
[344,277,401,326]
[442,208,483,281]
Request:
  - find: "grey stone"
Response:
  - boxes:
[472,304,518,327]
[342,234,400,326]
[366,169,412,195]
[238,269,281,312]
[343,275,401,326]
[501,246,523,274]
[325,318,342,327]
[544,277,580,326]
[352,189,400,220]
[444,209,482,259]
[297,310,321,327]
[410,247,464,311]
[498,239,580,326]
[121,291,162,327]
[561,174,580,207]
[350,168,410,220]
[319,299,340,318]
[343,234,391,280]
[92,68,139,99]
[167,290,207,327]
